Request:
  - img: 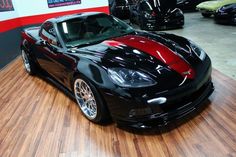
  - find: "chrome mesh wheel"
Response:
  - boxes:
[74,79,97,120]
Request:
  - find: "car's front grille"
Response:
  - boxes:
[161,78,211,113]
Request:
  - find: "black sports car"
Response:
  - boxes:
[109,0,134,19]
[21,12,214,128]
[214,3,236,25]
[177,0,208,11]
[129,0,184,30]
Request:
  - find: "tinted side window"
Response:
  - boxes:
[39,22,60,47]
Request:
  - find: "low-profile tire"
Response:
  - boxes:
[21,48,36,75]
[202,13,212,18]
[73,76,110,124]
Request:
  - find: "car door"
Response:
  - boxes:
[35,21,76,87]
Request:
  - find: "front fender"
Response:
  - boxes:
[70,57,115,93]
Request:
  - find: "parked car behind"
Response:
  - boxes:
[214,3,236,25]
[197,0,236,17]
[177,0,209,11]
[109,0,134,19]
[129,0,184,30]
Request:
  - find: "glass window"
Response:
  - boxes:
[40,22,60,47]
[57,14,134,48]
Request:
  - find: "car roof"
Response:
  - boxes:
[47,12,106,23]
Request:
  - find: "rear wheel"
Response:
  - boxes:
[73,76,110,123]
[21,49,36,75]
[202,13,212,18]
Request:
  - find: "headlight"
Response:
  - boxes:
[216,7,223,13]
[189,41,206,61]
[108,68,157,88]
[216,8,228,14]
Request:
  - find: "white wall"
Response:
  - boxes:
[0,0,109,21]
[16,0,108,17]
[0,0,19,21]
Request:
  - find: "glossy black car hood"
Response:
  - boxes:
[71,31,207,89]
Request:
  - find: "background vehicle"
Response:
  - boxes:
[21,12,213,128]
[214,3,236,24]
[129,0,184,30]
[177,0,209,11]
[197,0,236,17]
[109,0,134,19]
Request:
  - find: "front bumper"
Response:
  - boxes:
[116,81,214,129]
[214,12,236,25]
[198,8,215,14]
[101,62,213,129]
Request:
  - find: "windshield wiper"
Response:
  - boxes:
[67,42,98,48]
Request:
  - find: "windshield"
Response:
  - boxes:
[57,14,134,47]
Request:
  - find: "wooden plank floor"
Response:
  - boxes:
[0,57,236,157]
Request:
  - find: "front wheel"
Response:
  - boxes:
[21,49,36,75]
[73,76,110,123]
[202,13,212,18]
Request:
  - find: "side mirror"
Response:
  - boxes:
[36,39,63,54]
[48,44,63,54]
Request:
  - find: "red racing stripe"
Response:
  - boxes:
[113,35,195,79]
